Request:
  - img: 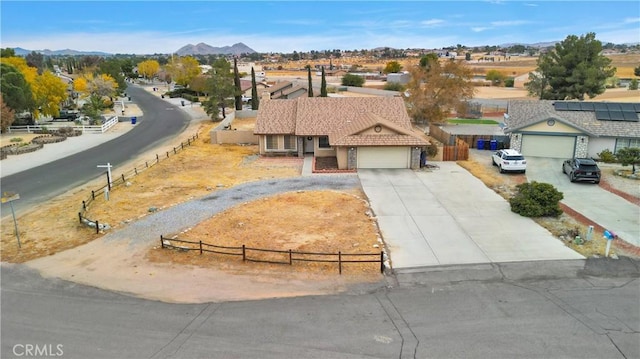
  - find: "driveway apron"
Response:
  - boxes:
[358,165,583,269]
[526,157,640,247]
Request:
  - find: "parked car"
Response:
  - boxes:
[53,109,80,121]
[491,149,527,173]
[562,158,601,184]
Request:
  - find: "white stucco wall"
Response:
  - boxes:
[587,137,616,158]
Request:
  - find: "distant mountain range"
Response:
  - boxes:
[12,47,111,56]
[175,42,256,56]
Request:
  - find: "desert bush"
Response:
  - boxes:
[384,82,405,91]
[509,181,563,217]
[596,149,616,163]
[10,138,22,143]
[504,77,515,87]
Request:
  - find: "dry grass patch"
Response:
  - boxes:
[228,117,256,130]
[1,123,301,263]
[147,189,384,276]
[0,133,40,147]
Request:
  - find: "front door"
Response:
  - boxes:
[304,136,314,154]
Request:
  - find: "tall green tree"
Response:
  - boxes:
[526,32,615,100]
[99,58,127,93]
[202,58,235,121]
[0,63,34,114]
[320,67,327,97]
[250,67,259,110]
[1,48,16,58]
[233,57,242,111]
[405,56,475,124]
[307,67,314,97]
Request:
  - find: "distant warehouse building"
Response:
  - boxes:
[387,72,411,85]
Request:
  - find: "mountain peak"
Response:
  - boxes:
[175,42,256,56]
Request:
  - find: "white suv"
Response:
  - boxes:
[491,149,527,173]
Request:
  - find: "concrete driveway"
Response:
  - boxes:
[358,165,583,269]
[526,157,640,246]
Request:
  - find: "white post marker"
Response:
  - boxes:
[604,230,616,257]
[97,162,113,188]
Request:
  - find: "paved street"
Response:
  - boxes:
[2,261,638,359]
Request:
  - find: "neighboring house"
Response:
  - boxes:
[239,79,268,97]
[387,72,411,85]
[267,81,294,99]
[505,100,640,159]
[254,97,429,169]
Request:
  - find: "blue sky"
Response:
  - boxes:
[1,1,639,54]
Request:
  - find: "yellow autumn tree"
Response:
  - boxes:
[73,76,88,95]
[31,70,69,118]
[137,59,160,80]
[0,56,38,86]
[165,56,201,87]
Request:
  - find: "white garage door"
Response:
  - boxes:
[521,135,575,158]
[358,147,409,168]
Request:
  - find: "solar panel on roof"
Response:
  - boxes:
[595,110,610,120]
[594,103,609,111]
[553,102,568,111]
[567,102,582,111]
[606,103,622,111]
[620,103,635,112]
[580,102,595,111]
[634,104,640,112]
[609,111,625,120]
[622,111,639,121]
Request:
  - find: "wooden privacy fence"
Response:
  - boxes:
[160,235,385,275]
[78,133,199,233]
[441,138,469,161]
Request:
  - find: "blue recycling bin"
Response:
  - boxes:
[131,116,137,125]
[490,140,497,151]
[477,139,485,150]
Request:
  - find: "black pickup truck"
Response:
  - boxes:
[53,109,80,121]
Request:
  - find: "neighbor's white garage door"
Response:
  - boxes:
[358,147,409,168]
[521,135,575,158]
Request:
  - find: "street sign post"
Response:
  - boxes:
[2,192,21,248]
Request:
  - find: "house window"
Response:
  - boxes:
[266,135,278,150]
[614,138,640,153]
[318,136,330,148]
[284,135,297,150]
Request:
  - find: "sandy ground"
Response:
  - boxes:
[5,83,639,304]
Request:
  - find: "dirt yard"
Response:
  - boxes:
[2,79,638,302]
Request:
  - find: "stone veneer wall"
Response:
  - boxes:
[575,136,588,158]
[510,133,522,152]
[347,148,357,169]
[410,147,422,169]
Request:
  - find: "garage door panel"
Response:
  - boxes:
[521,135,575,158]
[358,147,409,168]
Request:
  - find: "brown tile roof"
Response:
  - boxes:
[282,85,307,97]
[267,81,293,94]
[295,97,411,135]
[255,97,428,146]
[507,100,640,138]
[332,134,428,146]
[254,99,297,134]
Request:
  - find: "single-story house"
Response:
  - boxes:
[266,81,294,99]
[239,79,268,97]
[254,96,429,169]
[505,100,640,158]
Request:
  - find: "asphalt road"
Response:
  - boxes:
[0,85,191,215]
[1,260,638,358]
